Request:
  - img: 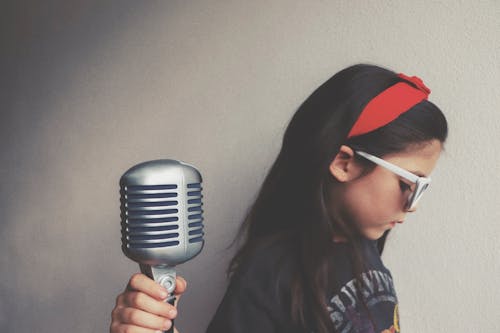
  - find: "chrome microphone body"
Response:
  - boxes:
[120,159,204,332]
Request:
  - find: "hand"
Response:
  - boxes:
[110,273,187,333]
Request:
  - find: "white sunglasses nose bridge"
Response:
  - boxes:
[406,194,420,212]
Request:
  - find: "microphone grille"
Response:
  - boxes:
[120,160,204,266]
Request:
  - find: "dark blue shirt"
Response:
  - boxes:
[206,237,400,333]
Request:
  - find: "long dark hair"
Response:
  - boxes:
[227,64,448,332]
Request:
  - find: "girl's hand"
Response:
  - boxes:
[110,273,187,333]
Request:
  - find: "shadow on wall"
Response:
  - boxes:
[0,2,162,332]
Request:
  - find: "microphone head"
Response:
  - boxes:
[120,159,204,266]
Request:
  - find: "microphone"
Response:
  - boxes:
[120,159,205,333]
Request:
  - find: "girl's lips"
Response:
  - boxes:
[389,220,404,227]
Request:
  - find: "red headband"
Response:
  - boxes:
[347,73,431,138]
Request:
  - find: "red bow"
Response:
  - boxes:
[398,73,431,95]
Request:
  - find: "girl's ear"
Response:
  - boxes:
[329,145,361,182]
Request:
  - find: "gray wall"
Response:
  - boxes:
[1,1,499,332]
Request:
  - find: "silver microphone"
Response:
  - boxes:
[120,159,204,333]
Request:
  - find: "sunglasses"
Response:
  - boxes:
[354,150,431,211]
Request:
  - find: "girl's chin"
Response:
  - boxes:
[362,232,384,241]
[362,227,392,240]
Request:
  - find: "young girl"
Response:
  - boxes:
[110,64,448,333]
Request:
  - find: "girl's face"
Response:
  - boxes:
[328,140,442,241]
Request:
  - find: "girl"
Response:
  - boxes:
[110,63,448,333]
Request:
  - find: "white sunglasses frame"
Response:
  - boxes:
[354,150,431,211]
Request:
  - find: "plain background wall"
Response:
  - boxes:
[1,1,499,332]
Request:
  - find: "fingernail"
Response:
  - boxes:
[169,308,177,317]
[159,290,168,299]
[163,320,171,329]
